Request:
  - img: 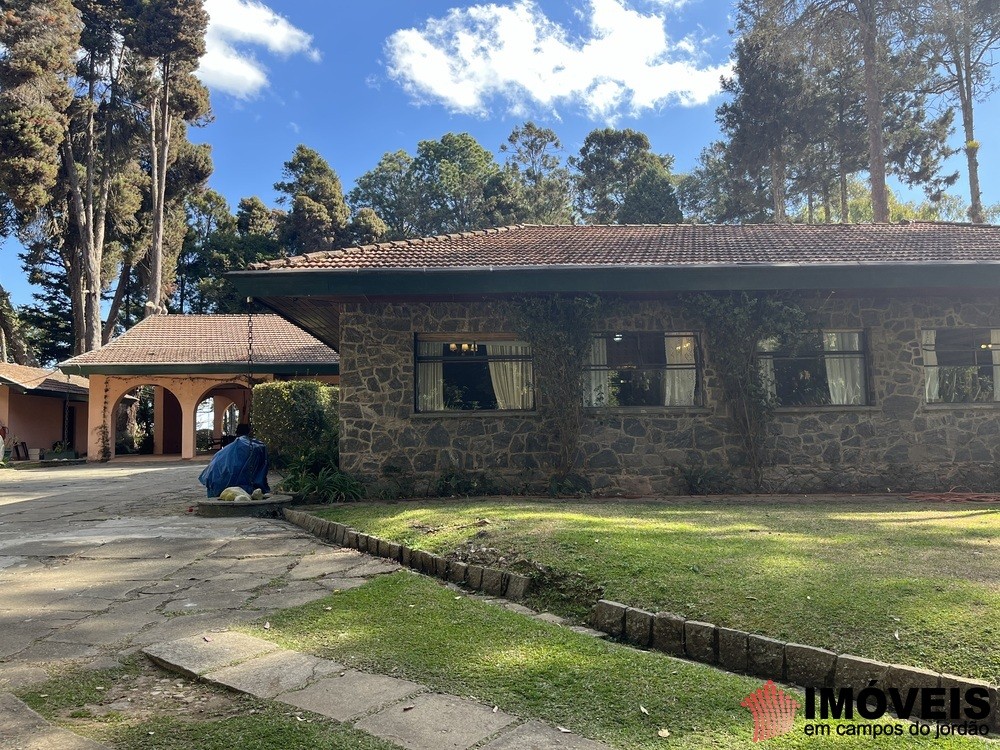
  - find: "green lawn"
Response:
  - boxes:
[253,572,987,749]
[314,498,1000,683]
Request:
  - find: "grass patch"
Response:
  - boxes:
[252,572,987,749]
[15,658,396,750]
[315,498,1000,682]
[104,709,397,750]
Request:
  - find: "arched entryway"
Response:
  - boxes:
[110,384,184,458]
[194,382,251,453]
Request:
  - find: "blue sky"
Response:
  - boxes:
[3,0,999,307]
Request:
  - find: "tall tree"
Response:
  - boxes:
[126,0,209,315]
[0,283,36,366]
[348,150,417,239]
[0,0,78,214]
[275,145,350,253]
[236,196,279,239]
[920,0,1000,222]
[571,128,671,223]
[719,0,809,223]
[500,122,572,224]
[617,163,683,224]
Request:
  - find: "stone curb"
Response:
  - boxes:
[143,632,612,750]
[282,509,532,602]
[586,598,999,727]
[284,510,998,729]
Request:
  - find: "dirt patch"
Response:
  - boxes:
[446,542,604,617]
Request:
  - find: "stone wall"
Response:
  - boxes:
[338,294,1000,494]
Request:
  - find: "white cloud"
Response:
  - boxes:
[385,0,729,122]
[197,0,321,99]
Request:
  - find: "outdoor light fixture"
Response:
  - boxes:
[612,333,624,343]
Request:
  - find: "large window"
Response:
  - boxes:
[584,332,699,407]
[759,331,867,406]
[414,336,534,412]
[922,328,1000,403]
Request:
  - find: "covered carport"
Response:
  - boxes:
[59,314,339,461]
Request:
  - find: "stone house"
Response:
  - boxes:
[232,223,1000,494]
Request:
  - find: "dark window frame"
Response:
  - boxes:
[922,327,1000,404]
[413,333,535,414]
[583,331,703,408]
[758,329,870,407]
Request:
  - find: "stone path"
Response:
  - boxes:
[0,462,612,749]
[144,631,609,750]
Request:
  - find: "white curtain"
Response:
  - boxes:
[486,344,533,410]
[921,330,939,403]
[416,341,445,411]
[823,332,863,405]
[759,337,777,399]
[992,329,1000,402]
[584,337,610,407]
[664,335,696,406]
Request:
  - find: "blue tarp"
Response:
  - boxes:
[198,436,271,498]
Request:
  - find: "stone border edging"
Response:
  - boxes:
[283,509,532,601]
[282,509,999,731]
[591,599,1000,730]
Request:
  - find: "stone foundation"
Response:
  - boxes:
[338,294,1000,494]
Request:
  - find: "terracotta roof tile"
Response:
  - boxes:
[0,362,89,396]
[248,223,1000,272]
[60,315,338,368]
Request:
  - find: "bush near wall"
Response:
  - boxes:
[252,381,339,469]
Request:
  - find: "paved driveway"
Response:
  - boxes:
[0,461,388,689]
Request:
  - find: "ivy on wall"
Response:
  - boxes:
[497,294,608,478]
[683,292,810,489]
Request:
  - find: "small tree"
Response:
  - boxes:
[252,381,338,470]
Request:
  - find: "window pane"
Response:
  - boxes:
[924,328,998,403]
[585,333,697,407]
[759,330,866,406]
[415,337,533,412]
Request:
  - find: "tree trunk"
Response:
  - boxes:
[954,38,984,223]
[859,0,889,223]
[146,59,172,316]
[769,149,787,222]
[103,262,131,344]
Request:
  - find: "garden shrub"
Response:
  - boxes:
[252,381,339,470]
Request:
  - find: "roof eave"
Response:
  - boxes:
[228,262,1000,299]
[58,362,340,377]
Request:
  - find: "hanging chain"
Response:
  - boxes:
[246,299,255,436]
[63,372,71,448]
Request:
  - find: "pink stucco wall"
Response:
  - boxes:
[7,391,64,452]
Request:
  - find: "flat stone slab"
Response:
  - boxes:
[142,632,281,677]
[0,692,108,749]
[289,549,366,580]
[206,650,343,699]
[355,692,517,750]
[278,670,423,721]
[481,721,611,749]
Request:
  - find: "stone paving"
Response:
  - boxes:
[145,631,609,750]
[0,461,611,749]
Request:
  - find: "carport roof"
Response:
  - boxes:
[59,314,339,376]
[0,363,89,398]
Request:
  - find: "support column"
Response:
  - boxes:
[212,397,225,441]
[85,375,109,461]
[180,396,196,460]
[153,386,165,455]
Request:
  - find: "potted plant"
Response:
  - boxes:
[44,441,77,461]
